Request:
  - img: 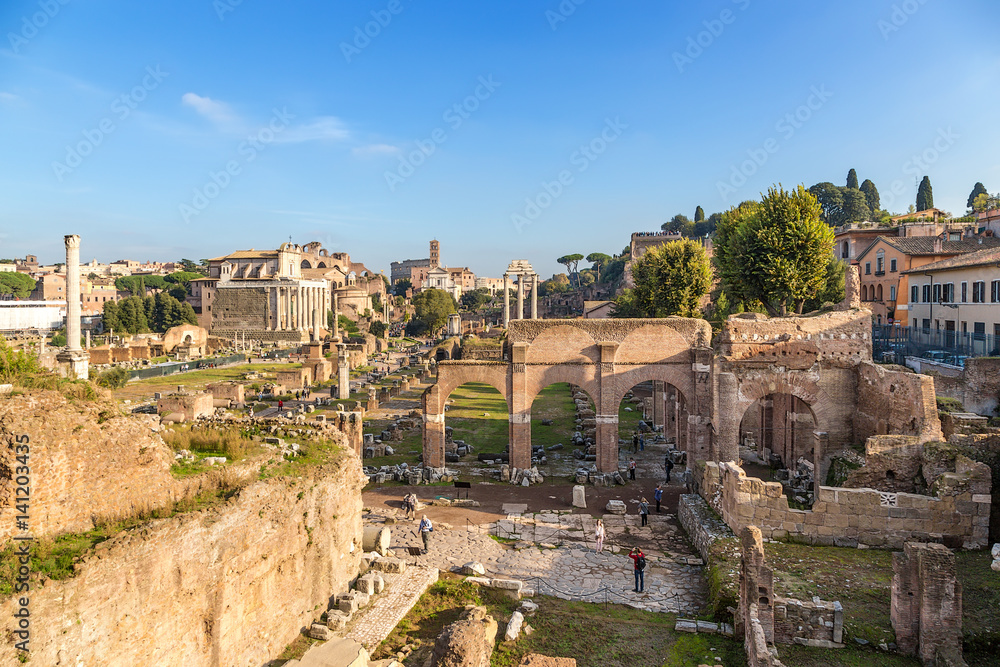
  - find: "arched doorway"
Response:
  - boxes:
[530,382,591,472]
[738,393,818,505]
[441,382,509,464]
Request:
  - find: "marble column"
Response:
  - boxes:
[502,274,510,328]
[56,235,89,380]
[530,274,538,319]
[516,275,524,320]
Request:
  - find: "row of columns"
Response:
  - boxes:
[270,284,327,339]
[501,272,539,328]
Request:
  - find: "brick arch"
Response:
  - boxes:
[607,365,694,411]
[426,362,510,414]
[524,366,599,406]
[525,325,598,364]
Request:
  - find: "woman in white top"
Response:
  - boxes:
[594,519,605,552]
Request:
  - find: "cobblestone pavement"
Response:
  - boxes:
[345,566,439,651]
[376,509,708,615]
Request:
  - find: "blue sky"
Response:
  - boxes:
[1,1,998,279]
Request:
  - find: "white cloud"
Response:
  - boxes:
[181,92,236,125]
[352,143,400,157]
[276,116,351,143]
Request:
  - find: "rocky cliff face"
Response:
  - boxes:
[0,459,366,667]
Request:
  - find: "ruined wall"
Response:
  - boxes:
[0,460,366,667]
[703,461,991,549]
[772,597,842,646]
[157,392,214,420]
[855,363,942,444]
[931,357,1000,417]
[206,382,245,404]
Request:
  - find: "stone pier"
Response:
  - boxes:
[56,234,89,380]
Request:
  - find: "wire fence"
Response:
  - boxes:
[126,353,247,380]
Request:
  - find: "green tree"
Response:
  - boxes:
[694,206,705,222]
[557,254,584,286]
[369,320,387,338]
[807,182,844,225]
[0,272,36,298]
[968,182,988,210]
[115,296,150,333]
[164,271,201,302]
[101,300,122,334]
[841,188,871,224]
[177,259,208,275]
[586,252,612,282]
[714,185,835,316]
[460,287,492,311]
[412,288,457,333]
[611,239,711,318]
[917,176,933,211]
[860,179,880,215]
[661,214,694,236]
[802,257,847,312]
[846,168,858,189]
[96,366,129,389]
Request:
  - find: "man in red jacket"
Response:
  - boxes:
[629,547,646,593]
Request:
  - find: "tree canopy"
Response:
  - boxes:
[611,239,711,318]
[411,288,457,333]
[694,206,705,222]
[557,254,584,285]
[459,287,492,311]
[968,182,988,210]
[808,181,871,226]
[586,252,612,282]
[846,168,859,189]
[102,293,197,334]
[714,185,835,316]
[860,179,880,214]
[392,278,412,296]
[0,272,36,298]
[917,176,933,211]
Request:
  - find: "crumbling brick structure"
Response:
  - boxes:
[891,542,967,666]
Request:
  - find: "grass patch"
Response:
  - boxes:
[0,487,240,600]
[936,396,965,413]
[958,550,1000,659]
[776,643,919,666]
[161,423,258,461]
[272,634,318,665]
[374,574,746,667]
[111,362,294,401]
[257,436,347,479]
[443,382,510,455]
[530,383,577,450]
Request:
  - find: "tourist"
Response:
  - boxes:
[653,484,663,513]
[594,519,605,553]
[639,497,649,527]
[665,454,674,483]
[629,547,646,593]
[278,399,283,411]
[628,458,636,480]
[248,406,254,419]
[639,433,645,451]
[418,515,433,553]
[632,432,639,453]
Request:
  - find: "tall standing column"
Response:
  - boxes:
[337,343,350,399]
[502,274,510,328]
[516,276,524,320]
[57,234,89,380]
[530,274,538,319]
[271,287,279,330]
[284,287,292,331]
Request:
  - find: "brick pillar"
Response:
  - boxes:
[509,343,531,469]
[691,347,715,465]
[715,370,739,463]
[652,381,665,431]
[596,341,620,473]
[737,526,774,643]
[422,410,445,468]
[891,542,964,665]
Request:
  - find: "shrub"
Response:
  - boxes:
[96,366,129,389]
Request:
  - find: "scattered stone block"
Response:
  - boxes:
[505,610,525,641]
[370,557,406,574]
[356,573,378,595]
[490,578,524,599]
[696,620,718,634]
[675,619,698,633]
[325,610,349,631]
[309,623,334,640]
[519,600,539,616]
[572,485,586,509]
[605,500,627,515]
[465,576,492,586]
[463,561,486,576]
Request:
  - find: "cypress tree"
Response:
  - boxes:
[694,205,705,222]
[916,176,933,211]
[860,179,880,214]
[968,182,987,210]
[846,168,858,189]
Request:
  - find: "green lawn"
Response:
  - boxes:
[530,383,578,449]
[444,382,510,455]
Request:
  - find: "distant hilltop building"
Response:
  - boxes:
[624,231,711,289]
[390,239,475,293]
[190,241,385,341]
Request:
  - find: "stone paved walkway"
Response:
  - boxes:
[379,510,707,615]
[345,566,439,650]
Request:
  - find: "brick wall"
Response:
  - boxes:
[855,363,942,444]
[156,392,214,420]
[703,460,990,549]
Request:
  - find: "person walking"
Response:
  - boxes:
[632,432,639,454]
[629,547,646,593]
[418,515,433,553]
[278,399,283,411]
[628,458,636,481]
[639,433,645,451]
[665,454,674,483]
[653,484,663,513]
[594,519,605,553]
[639,497,649,527]
[405,492,418,520]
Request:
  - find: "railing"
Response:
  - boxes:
[873,324,999,366]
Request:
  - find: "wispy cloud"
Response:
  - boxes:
[275,116,351,143]
[181,92,236,126]
[352,143,400,157]
[0,92,21,105]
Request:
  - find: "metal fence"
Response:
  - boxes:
[873,324,1000,367]
[126,353,247,380]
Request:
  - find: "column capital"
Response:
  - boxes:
[64,234,81,249]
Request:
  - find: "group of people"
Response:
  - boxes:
[593,519,647,593]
